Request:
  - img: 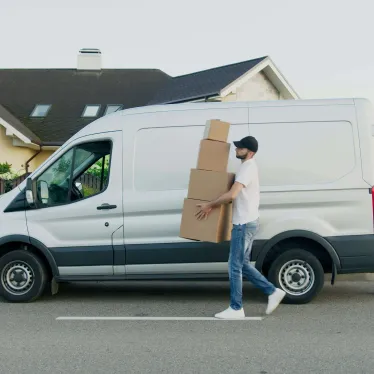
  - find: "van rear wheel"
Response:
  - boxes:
[0,250,47,303]
[268,249,324,304]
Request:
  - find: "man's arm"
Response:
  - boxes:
[209,182,244,208]
[195,182,244,220]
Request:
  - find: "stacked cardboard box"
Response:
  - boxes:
[180,120,234,243]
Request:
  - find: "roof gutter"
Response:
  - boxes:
[23,142,63,173]
[163,93,220,104]
[25,146,42,174]
[41,141,64,147]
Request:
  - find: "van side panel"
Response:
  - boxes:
[121,102,374,276]
[0,187,29,240]
[122,107,248,275]
[249,102,374,272]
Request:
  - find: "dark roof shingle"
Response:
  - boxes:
[0,69,171,143]
[148,56,267,105]
[0,57,268,144]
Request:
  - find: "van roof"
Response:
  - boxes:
[120,98,362,116]
[71,98,370,141]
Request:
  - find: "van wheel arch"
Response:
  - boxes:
[0,235,58,278]
[256,230,341,276]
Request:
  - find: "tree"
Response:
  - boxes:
[0,162,11,175]
[0,162,20,193]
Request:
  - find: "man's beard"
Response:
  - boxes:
[236,154,247,160]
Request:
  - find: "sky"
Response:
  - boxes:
[1,0,374,102]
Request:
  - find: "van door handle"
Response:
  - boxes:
[97,204,117,210]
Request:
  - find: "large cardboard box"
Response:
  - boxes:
[180,198,232,243]
[197,139,230,172]
[203,119,230,142]
[187,169,235,201]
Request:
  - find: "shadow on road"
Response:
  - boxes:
[1,280,373,305]
[48,280,374,303]
[54,281,265,303]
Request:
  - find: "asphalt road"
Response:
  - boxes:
[1,280,374,374]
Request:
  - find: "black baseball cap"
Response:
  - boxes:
[233,136,258,152]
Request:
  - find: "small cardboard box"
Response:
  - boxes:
[197,139,231,172]
[179,198,232,243]
[187,169,235,201]
[203,119,230,142]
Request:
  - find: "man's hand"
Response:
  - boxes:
[194,182,244,221]
[195,202,213,220]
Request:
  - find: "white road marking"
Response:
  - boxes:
[56,316,263,321]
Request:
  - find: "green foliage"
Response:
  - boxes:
[0,162,12,175]
[0,162,23,193]
[85,157,110,180]
[82,185,96,197]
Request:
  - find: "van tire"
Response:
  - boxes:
[0,250,47,303]
[267,249,324,304]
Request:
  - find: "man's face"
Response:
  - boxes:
[235,147,250,160]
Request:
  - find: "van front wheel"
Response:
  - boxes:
[267,249,324,304]
[0,250,47,303]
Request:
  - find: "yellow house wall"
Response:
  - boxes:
[33,151,55,170]
[0,126,55,174]
[0,126,34,174]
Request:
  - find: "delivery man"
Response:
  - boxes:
[195,136,285,319]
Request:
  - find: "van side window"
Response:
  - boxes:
[249,121,355,186]
[134,126,203,191]
[35,141,111,208]
[74,144,111,199]
[134,125,247,191]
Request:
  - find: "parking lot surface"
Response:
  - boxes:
[1,280,374,373]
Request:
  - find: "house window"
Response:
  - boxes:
[82,105,101,117]
[104,104,123,116]
[31,104,51,117]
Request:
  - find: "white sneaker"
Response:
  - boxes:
[266,288,286,315]
[215,307,245,319]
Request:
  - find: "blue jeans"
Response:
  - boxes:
[229,219,276,310]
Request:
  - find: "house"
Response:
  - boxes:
[148,56,298,104]
[0,49,298,174]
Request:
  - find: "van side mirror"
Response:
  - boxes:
[38,180,49,205]
[25,178,34,205]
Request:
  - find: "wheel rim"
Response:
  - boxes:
[278,259,315,296]
[1,261,35,296]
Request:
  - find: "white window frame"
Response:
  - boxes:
[82,104,101,118]
[104,104,123,116]
[30,104,52,117]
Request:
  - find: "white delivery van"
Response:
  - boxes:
[0,98,374,304]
